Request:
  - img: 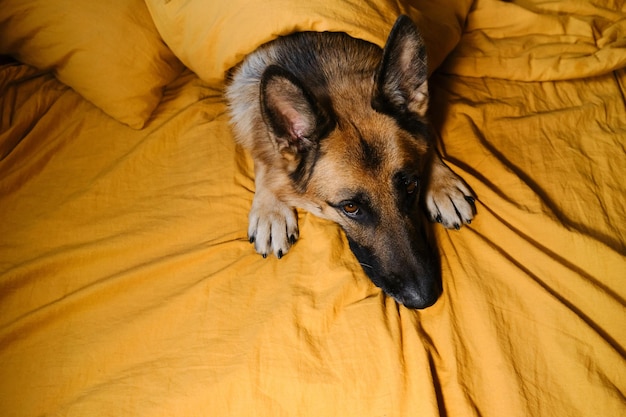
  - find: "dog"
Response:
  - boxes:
[225,15,476,309]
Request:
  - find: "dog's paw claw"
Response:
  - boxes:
[427,191,475,229]
[247,194,299,259]
[425,165,476,230]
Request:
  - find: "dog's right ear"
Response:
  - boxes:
[261,65,334,156]
[372,15,429,122]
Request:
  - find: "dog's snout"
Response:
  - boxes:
[394,268,441,309]
[403,296,438,310]
[347,235,441,309]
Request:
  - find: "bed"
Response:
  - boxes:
[1,0,624,416]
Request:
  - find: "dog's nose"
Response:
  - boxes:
[392,268,443,309]
[397,285,440,309]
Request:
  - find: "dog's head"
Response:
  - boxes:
[260,16,441,309]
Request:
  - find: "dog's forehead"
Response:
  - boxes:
[327,113,429,172]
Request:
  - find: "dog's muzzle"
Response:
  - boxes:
[347,237,442,309]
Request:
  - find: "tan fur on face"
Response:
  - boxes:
[302,106,430,225]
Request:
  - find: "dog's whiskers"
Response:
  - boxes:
[359,262,374,271]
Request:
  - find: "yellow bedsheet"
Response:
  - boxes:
[1,1,625,416]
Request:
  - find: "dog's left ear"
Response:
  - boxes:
[372,15,429,119]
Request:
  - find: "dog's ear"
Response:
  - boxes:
[261,65,334,155]
[372,15,429,119]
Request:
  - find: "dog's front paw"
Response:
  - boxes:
[425,163,476,230]
[247,193,299,259]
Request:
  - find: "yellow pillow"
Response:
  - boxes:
[145,0,473,84]
[0,0,183,129]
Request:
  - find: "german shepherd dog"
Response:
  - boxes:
[225,15,476,309]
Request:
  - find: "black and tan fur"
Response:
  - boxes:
[225,16,476,309]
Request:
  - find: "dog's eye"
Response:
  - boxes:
[342,202,361,216]
[405,178,419,194]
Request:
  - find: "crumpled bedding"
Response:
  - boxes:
[1,0,625,416]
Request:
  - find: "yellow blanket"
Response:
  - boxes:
[1,0,624,416]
